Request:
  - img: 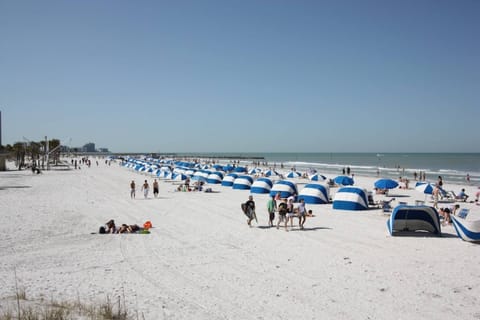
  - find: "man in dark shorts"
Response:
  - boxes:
[153,179,159,198]
[244,195,256,227]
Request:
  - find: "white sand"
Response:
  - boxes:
[1,159,479,319]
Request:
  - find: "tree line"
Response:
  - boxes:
[1,139,61,170]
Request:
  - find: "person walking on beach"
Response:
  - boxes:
[266,195,277,227]
[130,180,136,199]
[141,180,150,199]
[432,186,440,209]
[243,195,256,227]
[153,179,159,198]
[297,198,307,230]
[437,176,443,188]
[286,197,295,229]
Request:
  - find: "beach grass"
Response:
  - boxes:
[0,285,134,320]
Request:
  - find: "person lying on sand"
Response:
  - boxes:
[117,224,141,233]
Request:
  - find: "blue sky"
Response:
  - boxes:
[1,0,479,153]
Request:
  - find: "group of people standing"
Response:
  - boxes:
[130,179,159,199]
[245,193,310,231]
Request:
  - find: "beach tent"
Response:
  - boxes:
[387,205,442,236]
[250,178,273,194]
[193,170,211,180]
[233,175,254,190]
[451,215,480,242]
[269,180,298,199]
[172,173,187,181]
[332,187,368,210]
[222,173,238,187]
[298,184,329,204]
[207,171,224,184]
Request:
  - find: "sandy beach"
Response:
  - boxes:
[1,158,479,319]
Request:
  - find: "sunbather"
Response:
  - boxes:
[117,224,141,233]
[456,189,469,202]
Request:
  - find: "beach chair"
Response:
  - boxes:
[381,198,395,213]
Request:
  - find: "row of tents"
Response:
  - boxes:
[122,158,479,242]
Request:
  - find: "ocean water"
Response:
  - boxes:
[178,152,480,185]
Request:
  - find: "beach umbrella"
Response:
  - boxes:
[415,182,434,194]
[286,171,301,179]
[248,167,262,175]
[334,175,354,186]
[309,174,327,181]
[250,178,273,194]
[264,169,279,177]
[374,179,399,190]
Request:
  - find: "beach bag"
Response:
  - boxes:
[143,221,152,230]
[99,226,106,234]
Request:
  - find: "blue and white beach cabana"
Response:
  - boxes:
[207,171,224,184]
[221,173,238,187]
[233,175,254,190]
[250,178,273,194]
[332,187,368,210]
[451,215,480,242]
[269,180,298,199]
[298,184,329,204]
[387,205,442,236]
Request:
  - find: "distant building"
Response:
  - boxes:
[98,148,110,153]
[83,143,96,152]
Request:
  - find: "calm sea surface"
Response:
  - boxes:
[176,153,480,185]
